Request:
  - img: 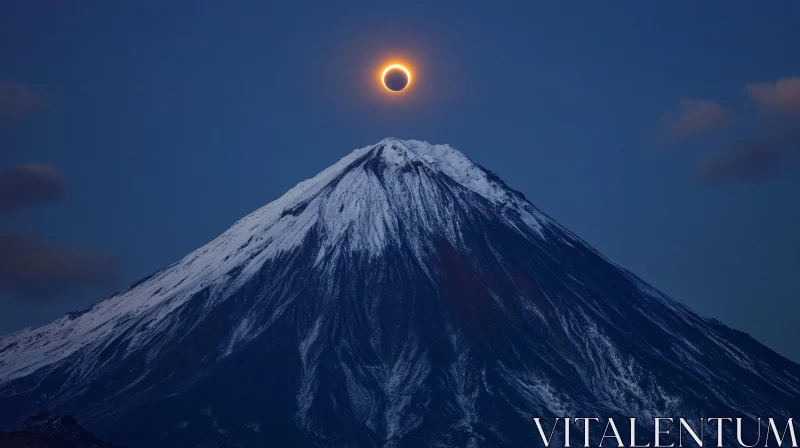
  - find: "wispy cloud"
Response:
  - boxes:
[695,122,800,182]
[660,98,732,141]
[0,232,119,301]
[663,76,800,182]
[745,76,800,114]
[0,164,66,212]
[696,140,791,182]
[0,81,43,123]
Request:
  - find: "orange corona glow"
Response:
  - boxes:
[380,64,412,92]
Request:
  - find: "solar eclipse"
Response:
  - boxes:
[381,64,411,92]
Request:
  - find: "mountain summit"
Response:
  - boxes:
[1,138,798,447]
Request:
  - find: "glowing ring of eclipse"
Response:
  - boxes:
[381,64,412,92]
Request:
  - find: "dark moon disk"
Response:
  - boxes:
[383,68,409,92]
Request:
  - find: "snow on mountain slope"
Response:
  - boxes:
[0,138,797,448]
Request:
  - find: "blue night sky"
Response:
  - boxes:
[1,1,799,361]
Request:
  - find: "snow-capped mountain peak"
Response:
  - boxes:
[374,138,515,204]
[1,138,798,448]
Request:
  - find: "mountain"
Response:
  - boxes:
[0,411,122,447]
[0,138,798,447]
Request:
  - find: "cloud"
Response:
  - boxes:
[0,232,119,300]
[0,81,43,123]
[695,125,800,182]
[696,141,787,182]
[661,76,800,182]
[0,165,121,301]
[661,98,732,140]
[745,76,800,113]
[0,164,66,212]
